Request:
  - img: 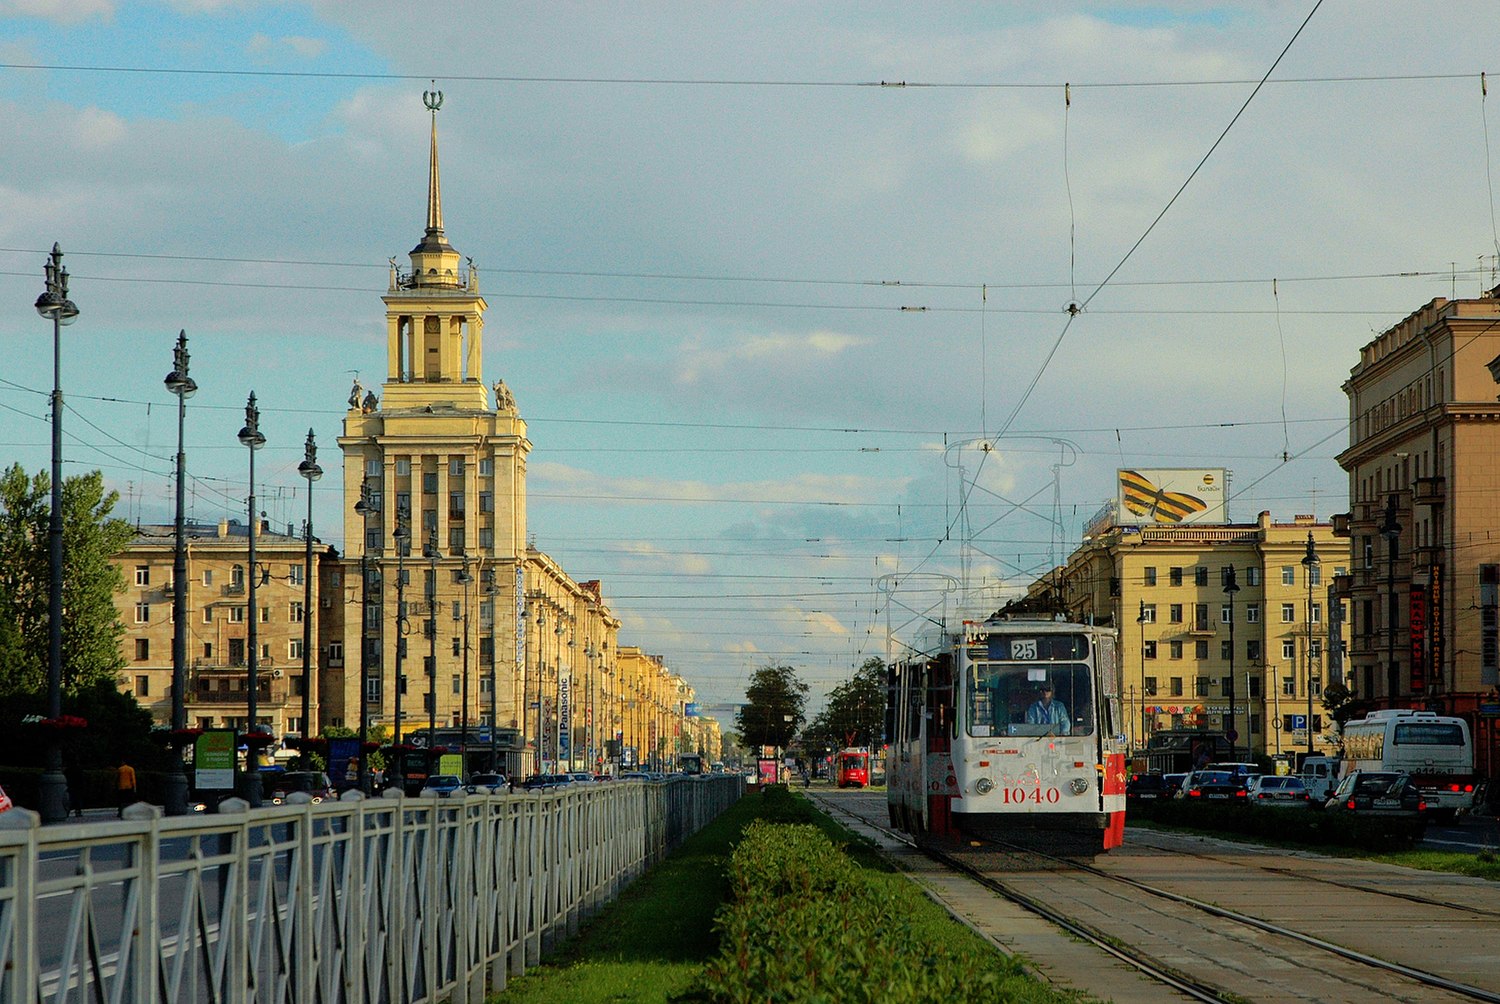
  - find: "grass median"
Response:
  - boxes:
[489,785,1073,1004]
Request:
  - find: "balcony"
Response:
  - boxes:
[1331,512,1352,538]
[1413,476,1446,505]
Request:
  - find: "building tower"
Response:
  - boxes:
[338,91,531,773]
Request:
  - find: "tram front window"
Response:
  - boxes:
[967,663,1094,737]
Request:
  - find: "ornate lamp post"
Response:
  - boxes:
[163,331,196,815]
[1223,565,1240,762]
[34,243,78,824]
[237,393,266,807]
[534,605,546,776]
[389,503,410,793]
[1301,532,1321,763]
[485,579,499,772]
[296,431,321,768]
[425,529,441,776]
[353,477,376,793]
[457,553,472,774]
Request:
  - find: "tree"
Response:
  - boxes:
[0,465,132,696]
[734,663,807,752]
[821,657,886,749]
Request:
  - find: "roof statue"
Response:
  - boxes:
[492,378,515,412]
[348,377,363,410]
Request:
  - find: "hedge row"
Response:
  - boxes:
[695,810,1031,1004]
[1129,797,1426,850]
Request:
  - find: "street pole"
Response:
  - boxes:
[458,553,472,775]
[534,605,545,775]
[425,529,440,777]
[555,618,566,769]
[354,477,375,794]
[238,393,266,807]
[34,244,78,824]
[1301,532,1321,764]
[1224,565,1240,762]
[1380,493,1402,708]
[390,504,409,793]
[486,579,498,773]
[163,331,195,816]
[297,430,321,769]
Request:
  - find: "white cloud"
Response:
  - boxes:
[1,0,112,24]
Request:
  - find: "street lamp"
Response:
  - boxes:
[238,392,266,807]
[533,604,546,775]
[389,503,410,793]
[555,619,567,768]
[34,243,78,825]
[353,476,375,794]
[457,553,472,773]
[1135,599,1147,754]
[1223,565,1240,763]
[1301,532,1321,763]
[163,331,196,816]
[1379,493,1403,704]
[296,430,321,770]
[484,579,499,773]
[425,529,441,776]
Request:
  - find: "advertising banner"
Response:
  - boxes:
[1117,468,1227,526]
[558,676,571,760]
[194,729,236,790]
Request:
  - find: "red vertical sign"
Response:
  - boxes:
[1409,584,1427,693]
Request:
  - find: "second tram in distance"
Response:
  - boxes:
[886,615,1126,855]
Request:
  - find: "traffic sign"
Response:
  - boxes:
[1225,729,1238,742]
[1289,714,1308,731]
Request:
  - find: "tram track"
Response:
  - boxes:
[812,790,1500,1003]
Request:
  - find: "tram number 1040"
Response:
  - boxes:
[999,786,1062,804]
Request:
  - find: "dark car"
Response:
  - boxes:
[1246,775,1311,806]
[1162,773,1187,798]
[465,773,509,794]
[519,774,573,791]
[268,771,335,804]
[1178,769,1248,802]
[1126,772,1170,800]
[1325,771,1426,818]
[421,774,463,798]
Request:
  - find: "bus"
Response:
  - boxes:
[1340,710,1476,819]
[886,615,1127,855]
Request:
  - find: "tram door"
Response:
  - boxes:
[925,653,957,837]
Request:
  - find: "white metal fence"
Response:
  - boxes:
[0,776,742,1004]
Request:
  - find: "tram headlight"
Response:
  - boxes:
[975,777,995,795]
[1069,778,1090,795]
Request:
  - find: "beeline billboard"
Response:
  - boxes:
[1117,468,1227,526]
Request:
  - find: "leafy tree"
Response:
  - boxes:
[822,657,886,749]
[0,465,132,696]
[1322,680,1361,728]
[734,663,807,752]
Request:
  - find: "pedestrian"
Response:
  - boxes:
[116,759,137,817]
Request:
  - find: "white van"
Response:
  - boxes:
[1300,755,1341,803]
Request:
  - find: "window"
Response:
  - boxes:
[1246,639,1261,661]
[1171,677,1184,696]
[1246,603,1260,624]
[1143,640,1157,659]
[1194,603,1209,631]
[1310,602,1322,624]
[479,677,493,695]
[290,601,304,623]
[449,457,465,477]
[229,638,246,665]
[1195,566,1208,587]
[452,674,461,695]
[452,636,460,655]
[1282,640,1296,660]
[1245,567,1260,586]
[449,527,464,552]
[1309,563,1322,587]
[423,473,438,495]
[260,605,270,623]
[134,602,150,624]
[396,458,411,476]
[328,641,344,665]
[1281,603,1296,623]
[397,491,411,517]
[136,674,149,695]
[365,458,381,476]
[1220,604,1232,623]
[202,569,214,586]
[366,677,381,703]
[1248,676,1261,698]
[1195,676,1210,697]
[1169,604,1183,624]
[1219,675,1232,693]
[478,458,493,476]
[1282,566,1296,586]
[1141,604,1156,623]
[1282,676,1295,696]
[479,491,493,514]
[1194,640,1209,659]
[478,527,494,549]
[1143,676,1157,696]
[135,565,150,586]
[365,603,380,630]
[449,491,465,518]
[135,639,149,661]
[289,639,303,660]
[1169,567,1183,586]
[1143,566,1157,586]
[1310,639,1323,659]
[423,509,437,532]
[231,565,245,588]
[1169,640,1183,659]
[229,605,246,624]
[1220,640,1232,660]
[289,565,304,586]
[1363,536,1374,569]
[1310,677,1322,697]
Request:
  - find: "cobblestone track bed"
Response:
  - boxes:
[811,788,1500,1004]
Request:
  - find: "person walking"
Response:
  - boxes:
[116,759,137,817]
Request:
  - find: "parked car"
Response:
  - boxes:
[1325,770,1426,819]
[563,772,596,785]
[465,773,509,794]
[1208,762,1264,780]
[619,771,653,781]
[1126,772,1170,800]
[421,774,463,798]
[268,771,335,804]
[1162,773,1187,798]
[1246,775,1312,806]
[1177,769,1248,802]
[519,774,573,791]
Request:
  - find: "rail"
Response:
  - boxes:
[0,775,741,1003]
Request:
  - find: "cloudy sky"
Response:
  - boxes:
[1,1,1495,715]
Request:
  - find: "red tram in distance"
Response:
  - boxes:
[835,748,871,788]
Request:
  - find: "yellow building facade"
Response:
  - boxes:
[1059,510,1348,761]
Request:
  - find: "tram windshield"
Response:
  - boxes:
[965,661,1094,737]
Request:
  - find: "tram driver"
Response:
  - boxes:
[1025,683,1070,734]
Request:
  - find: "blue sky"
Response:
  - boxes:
[1,1,1495,713]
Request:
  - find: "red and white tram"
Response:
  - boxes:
[835,748,871,788]
[886,615,1127,855]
